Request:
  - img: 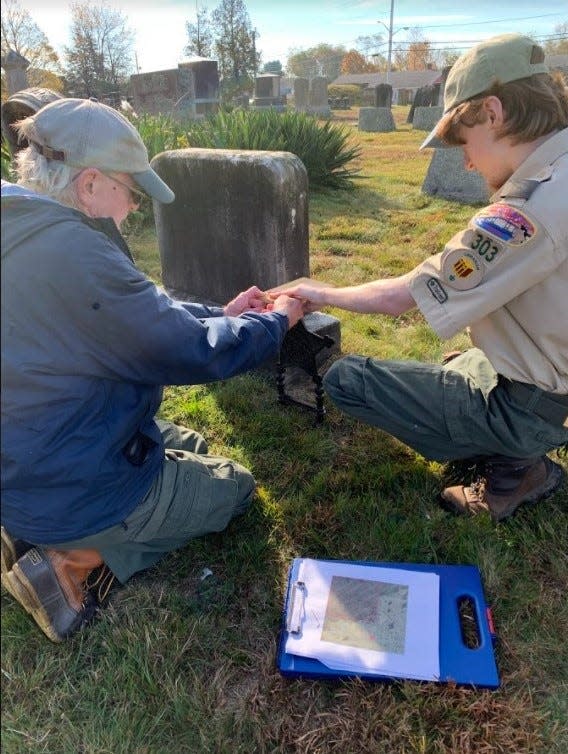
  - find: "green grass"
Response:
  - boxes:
[2,107,567,754]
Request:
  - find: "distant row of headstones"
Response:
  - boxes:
[2,48,448,130]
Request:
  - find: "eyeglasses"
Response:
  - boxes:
[102,172,148,207]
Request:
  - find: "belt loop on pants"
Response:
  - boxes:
[500,377,568,428]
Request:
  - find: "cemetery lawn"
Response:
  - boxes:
[2,107,567,754]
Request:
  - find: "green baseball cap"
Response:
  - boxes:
[420,33,549,149]
[24,97,175,203]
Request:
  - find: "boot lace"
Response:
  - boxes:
[85,565,117,604]
[469,476,488,502]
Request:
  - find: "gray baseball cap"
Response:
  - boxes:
[24,97,175,203]
[1,87,63,154]
[420,33,549,149]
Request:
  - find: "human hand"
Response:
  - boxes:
[224,286,271,316]
[268,283,330,313]
[270,294,307,330]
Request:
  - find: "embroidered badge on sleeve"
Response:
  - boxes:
[426,277,448,303]
[441,248,484,290]
[472,203,536,246]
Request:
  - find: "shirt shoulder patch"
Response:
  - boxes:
[441,243,485,290]
[471,203,537,246]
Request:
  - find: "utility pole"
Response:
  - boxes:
[386,0,395,85]
[377,1,408,85]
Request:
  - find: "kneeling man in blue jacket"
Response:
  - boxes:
[1,98,305,642]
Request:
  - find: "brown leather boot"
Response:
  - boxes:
[440,455,565,522]
[1,526,32,574]
[1,547,114,642]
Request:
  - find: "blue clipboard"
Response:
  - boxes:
[277,559,500,689]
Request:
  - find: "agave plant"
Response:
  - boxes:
[134,108,361,191]
[184,108,362,190]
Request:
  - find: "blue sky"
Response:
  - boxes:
[17,0,568,73]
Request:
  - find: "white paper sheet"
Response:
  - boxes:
[284,559,440,681]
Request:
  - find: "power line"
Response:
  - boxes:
[387,33,568,51]
[287,32,567,69]
[303,9,567,53]
[416,12,565,30]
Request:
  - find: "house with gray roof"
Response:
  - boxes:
[331,69,442,105]
[331,54,568,105]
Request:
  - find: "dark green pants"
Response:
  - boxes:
[323,349,568,462]
[55,421,256,583]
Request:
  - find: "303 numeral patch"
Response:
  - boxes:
[470,232,501,262]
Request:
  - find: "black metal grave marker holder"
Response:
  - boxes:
[276,320,335,424]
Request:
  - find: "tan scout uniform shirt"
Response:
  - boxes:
[410,128,568,394]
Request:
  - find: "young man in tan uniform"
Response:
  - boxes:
[281,34,568,521]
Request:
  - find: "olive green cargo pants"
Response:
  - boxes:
[54,421,255,583]
[323,348,568,462]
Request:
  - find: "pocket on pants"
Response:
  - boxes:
[128,454,239,544]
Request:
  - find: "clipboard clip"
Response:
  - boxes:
[286,580,306,635]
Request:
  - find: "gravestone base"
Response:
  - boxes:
[251,96,287,111]
[412,105,443,131]
[260,312,341,420]
[259,311,341,373]
[358,107,395,133]
[308,105,331,118]
[422,148,489,205]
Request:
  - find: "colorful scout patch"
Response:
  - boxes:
[472,203,536,246]
[441,248,484,290]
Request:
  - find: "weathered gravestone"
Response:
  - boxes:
[407,84,440,123]
[1,50,30,95]
[294,77,309,113]
[130,68,191,116]
[173,66,197,119]
[373,83,392,108]
[308,77,331,117]
[150,149,341,402]
[179,58,219,116]
[358,106,395,132]
[252,74,286,110]
[422,148,489,204]
[150,149,310,304]
[413,105,443,131]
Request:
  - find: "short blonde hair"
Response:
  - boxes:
[437,72,568,146]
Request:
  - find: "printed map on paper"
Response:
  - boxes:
[321,576,408,654]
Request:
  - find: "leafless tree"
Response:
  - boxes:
[1,0,62,88]
[64,1,134,99]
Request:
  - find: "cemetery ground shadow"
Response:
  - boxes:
[206,370,443,531]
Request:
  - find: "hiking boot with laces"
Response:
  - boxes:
[1,546,115,642]
[439,455,565,522]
